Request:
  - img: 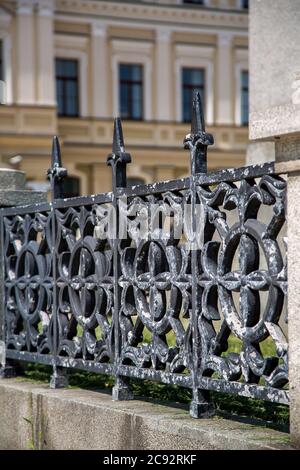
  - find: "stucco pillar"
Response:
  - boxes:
[216,32,233,125]
[36,0,55,105]
[16,0,35,104]
[91,22,109,118]
[155,29,172,121]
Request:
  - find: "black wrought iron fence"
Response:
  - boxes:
[0,93,288,417]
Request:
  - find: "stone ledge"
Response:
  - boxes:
[0,190,47,207]
[0,379,294,450]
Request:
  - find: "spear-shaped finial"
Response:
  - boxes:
[107,118,131,189]
[191,91,206,135]
[51,135,62,169]
[112,117,126,156]
[184,91,214,175]
[47,136,67,199]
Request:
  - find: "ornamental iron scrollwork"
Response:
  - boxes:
[0,92,288,416]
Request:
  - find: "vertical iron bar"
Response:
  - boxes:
[184,92,214,417]
[0,212,14,378]
[108,118,133,400]
[48,136,68,388]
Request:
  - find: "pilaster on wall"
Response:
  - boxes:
[91,22,109,118]
[16,0,55,106]
[36,0,55,105]
[216,32,233,125]
[16,0,35,104]
[155,29,173,121]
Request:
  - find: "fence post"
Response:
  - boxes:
[107,118,134,400]
[184,92,215,418]
[47,136,69,388]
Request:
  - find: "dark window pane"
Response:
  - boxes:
[182,67,205,122]
[242,0,249,9]
[55,58,79,117]
[241,70,249,125]
[119,63,143,120]
[64,176,80,198]
[183,1,204,4]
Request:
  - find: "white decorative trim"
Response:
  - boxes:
[111,40,153,120]
[16,1,35,15]
[55,34,88,50]
[175,44,215,125]
[0,31,13,104]
[218,31,233,47]
[37,8,54,17]
[111,39,153,56]
[91,21,107,38]
[54,14,248,40]
[156,28,171,43]
[55,0,247,29]
[55,46,88,117]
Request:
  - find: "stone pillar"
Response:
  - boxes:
[91,22,109,118]
[155,29,172,121]
[216,32,233,125]
[249,0,300,447]
[36,0,55,105]
[16,0,35,104]
[0,168,47,377]
[92,163,112,194]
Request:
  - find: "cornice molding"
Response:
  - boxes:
[56,0,248,30]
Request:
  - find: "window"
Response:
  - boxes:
[241,0,249,8]
[119,64,143,120]
[183,0,204,4]
[63,176,80,198]
[182,67,205,123]
[56,59,79,117]
[241,70,249,125]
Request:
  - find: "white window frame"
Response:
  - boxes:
[175,44,214,125]
[111,40,153,121]
[0,8,13,105]
[55,35,88,117]
[234,48,248,126]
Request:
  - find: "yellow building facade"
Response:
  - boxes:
[0,0,248,195]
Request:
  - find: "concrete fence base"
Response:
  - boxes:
[0,379,294,450]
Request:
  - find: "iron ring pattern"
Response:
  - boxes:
[118,190,192,375]
[196,175,288,391]
[3,212,53,353]
[3,203,114,364]
[55,205,114,363]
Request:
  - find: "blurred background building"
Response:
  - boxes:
[0,0,248,196]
